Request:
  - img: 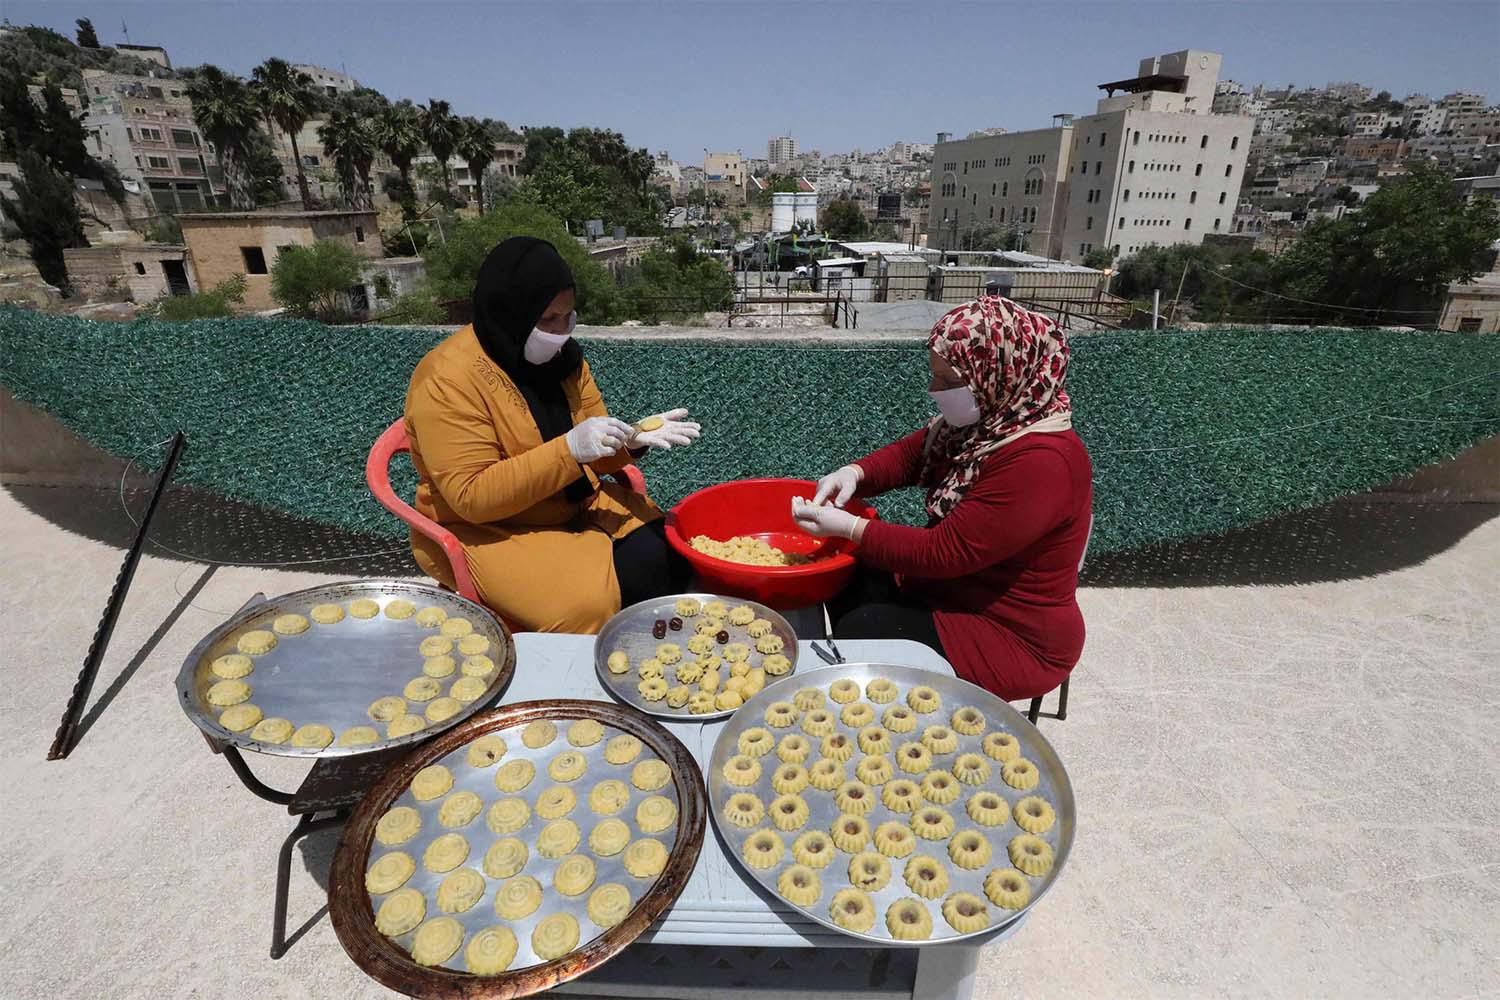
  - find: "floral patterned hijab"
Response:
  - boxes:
[920,297,1073,519]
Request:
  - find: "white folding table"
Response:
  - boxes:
[506,634,1024,1000]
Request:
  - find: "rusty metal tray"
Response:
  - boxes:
[176,580,515,758]
[707,663,1074,946]
[329,700,706,997]
[594,593,799,722]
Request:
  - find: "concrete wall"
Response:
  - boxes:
[63,244,196,303]
[929,126,1074,255]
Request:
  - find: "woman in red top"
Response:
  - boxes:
[791,297,1092,701]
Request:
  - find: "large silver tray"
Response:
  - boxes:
[330,700,707,997]
[707,663,1075,946]
[176,580,515,758]
[594,593,799,722]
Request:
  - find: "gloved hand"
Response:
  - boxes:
[566,416,634,464]
[627,408,702,451]
[791,497,868,541]
[812,465,863,507]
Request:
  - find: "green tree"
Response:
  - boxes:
[515,144,608,232]
[822,198,869,239]
[456,117,497,213]
[318,107,377,209]
[1082,245,1119,270]
[752,176,802,206]
[374,102,423,219]
[421,202,621,322]
[156,274,245,320]
[418,99,459,200]
[75,19,100,49]
[519,125,565,175]
[0,150,86,290]
[271,239,364,320]
[620,237,734,322]
[185,66,269,209]
[251,58,320,210]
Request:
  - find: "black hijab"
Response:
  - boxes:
[471,237,592,502]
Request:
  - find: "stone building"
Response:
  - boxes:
[177,210,381,311]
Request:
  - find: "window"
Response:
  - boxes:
[1100,132,1107,146]
[961,185,966,198]
[1231,136,1239,150]
[241,247,268,274]
[1080,162,1087,175]
[140,126,163,141]
[1185,218,1192,230]
[991,184,996,196]
[133,262,146,275]
[125,127,133,141]
[177,157,201,175]
[355,225,366,243]
[1189,191,1197,204]
[1086,216,1093,230]
[1096,161,1102,174]
[1119,217,1127,228]
[1133,131,1140,145]
[1123,189,1129,201]
[171,128,197,147]
[999,208,1005,222]
[1200,135,1208,148]
[1224,164,1233,177]
[963,161,968,174]
[1458,317,1483,332]
[146,155,170,169]
[1001,182,1008,197]
[1218,192,1227,204]
[989,206,994,219]
[972,194,977,206]
[1195,164,1203,176]
[1128,160,1135,172]
[1213,218,1221,231]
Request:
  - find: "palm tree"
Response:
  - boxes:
[250,58,319,210]
[184,66,263,209]
[456,117,496,212]
[318,108,377,210]
[418,99,459,202]
[373,102,422,217]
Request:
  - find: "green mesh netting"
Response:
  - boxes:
[2,306,1497,555]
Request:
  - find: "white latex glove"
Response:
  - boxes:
[791,496,867,541]
[812,465,863,507]
[627,408,702,451]
[566,416,634,464]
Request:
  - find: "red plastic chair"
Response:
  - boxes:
[365,418,647,607]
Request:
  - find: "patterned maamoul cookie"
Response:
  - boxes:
[834,780,875,816]
[548,750,588,782]
[921,725,958,755]
[792,830,835,868]
[219,705,262,732]
[436,867,486,913]
[588,818,631,856]
[981,731,1021,762]
[418,636,452,659]
[723,754,762,787]
[337,725,379,747]
[793,688,825,712]
[910,806,955,840]
[438,790,483,828]
[531,913,580,960]
[907,685,942,714]
[764,702,800,728]
[883,704,918,733]
[857,726,892,755]
[674,597,701,617]
[1001,758,1040,790]
[439,617,473,638]
[769,793,809,831]
[847,850,893,891]
[386,715,426,739]
[207,680,251,707]
[414,606,446,628]
[882,778,923,813]
[855,754,893,786]
[375,888,425,936]
[587,883,632,928]
[746,617,774,637]
[874,821,916,858]
[349,598,380,619]
[948,829,993,870]
[236,630,277,655]
[411,765,454,801]
[762,654,792,676]
[865,678,898,704]
[311,603,347,625]
[724,792,765,828]
[723,642,751,663]
[424,697,462,723]
[829,888,876,932]
[466,735,506,768]
[777,864,821,906]
[423,833,469,873]
[494,875,542,919]
[984,867,1032,909]
[942,892,991,933]
[495,758,535,792]
[665,684,692,708]
[251,717,293,743]
[461,655,496,677]
[967,791,1010,827]
[831,814,870,853]
[522,720,556,748]
[777,734,812,764]
[211,654,253,679]
[535,786,577,820]
[655,642,682,665]
[903,854,950,899]
[411,916,465,966]
[382,600,415,621]
[952,753,991,785]
[1008,834,1055,876]
[632,759,671,792]
[464,925,517,974]
[365,851,416,894]
[482,837,528,879]
[636,795,677,834]
[755,634,784,655]
[807,758,844,791]
[638,658,664,681]
[290,723,333,748]
[553,854,598,897]
[840,703,875,728]
[376,806,422,846]
[738,727,776,757]
[801,709,835,737]
[886,898,933,940]
[896,741,932,773]
[457,634,489,657]
[728,604,756,626]
[920,771,960,805]
[688,692,716,715]
[771,763,810,795]
[639,678,669,702]
[1014,796,1056,834]
[828,678,860,704]
[686,634,715,656]
[821,732,855,763]
[741,829,784,869]
[604,734,643,764]
[624,838,669,877]
[703,600,729,619]
[713,689,743,711]
[568,719,605,747]
[695,618,722,636]
[536,818,581,858]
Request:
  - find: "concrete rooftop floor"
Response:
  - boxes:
[1,480,1496,1000]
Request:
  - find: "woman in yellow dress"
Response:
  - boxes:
[404,237,699,632]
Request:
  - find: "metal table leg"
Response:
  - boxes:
[270,810,349,959]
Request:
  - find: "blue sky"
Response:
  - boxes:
[8,1,1496,161]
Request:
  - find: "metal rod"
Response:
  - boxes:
[48,430,186,760]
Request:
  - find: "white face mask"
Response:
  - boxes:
[930,386,982,427]
[522,311,577,364]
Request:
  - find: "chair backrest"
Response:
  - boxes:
[365,419,426,529]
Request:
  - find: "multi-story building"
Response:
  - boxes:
[1342,136,1408,164]
[1439,91,1488,115]
[293,64,359,97]
[1324,82,1372,103]
[1404,100,1449,136]
[704,151,747,206]
[929,50,1252,261]
[1447,108,1500,141]
[413,142,523,203]
[768,136,799,164]
[1350,111,1405,137]
[80,69,225,214]
[1212,80,1249,115]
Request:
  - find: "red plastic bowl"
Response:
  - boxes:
[665,478,878,609]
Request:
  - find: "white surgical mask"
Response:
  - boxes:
[930,386,982,427]
[522,311,577,364]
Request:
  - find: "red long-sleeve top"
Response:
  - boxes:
[853,428,1093,701]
